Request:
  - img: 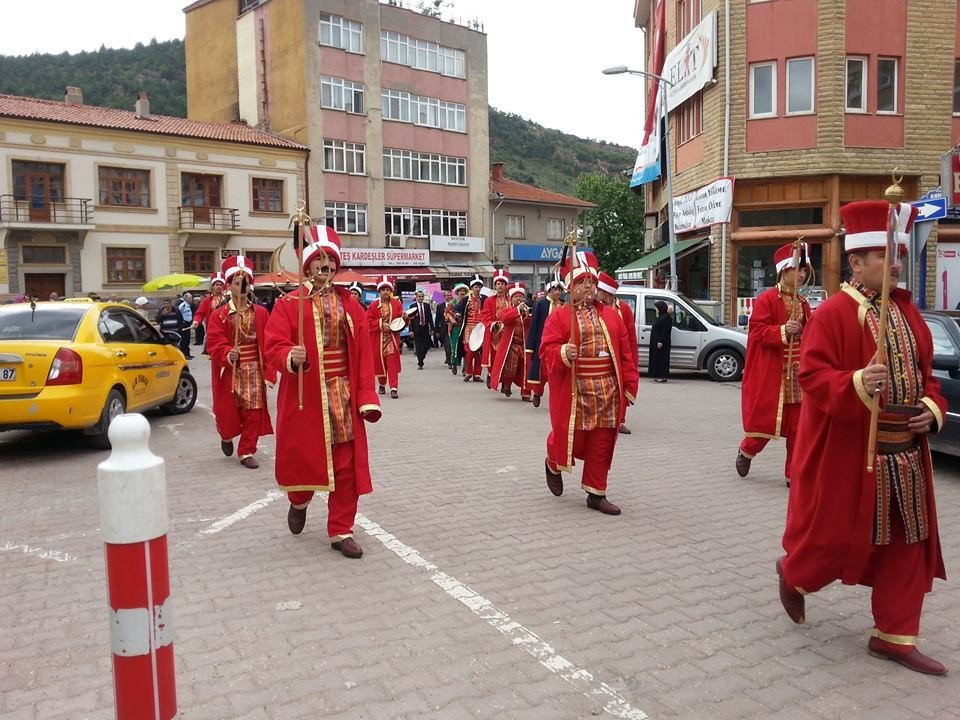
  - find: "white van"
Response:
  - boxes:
[615,287,748,382]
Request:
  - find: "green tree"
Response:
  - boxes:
[574,174,646,274]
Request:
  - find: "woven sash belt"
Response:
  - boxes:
[322,348,349,378]
[576,356,615,378]
[237,344,259,362]
[876,404,922,455]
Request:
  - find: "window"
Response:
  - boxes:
[323,140,366,174]
[925,319,956,357]
[252,178,284,212]
[877,57,898,114]
[384,207,467,237]
[380,30,465,78]
[678,94,703,143]
[21,246,66,264]
[749,62,776,118]
[644,296,704,332]
[105,247,146,284]
[953,61,960,115]
[124,310,162,344]
[381,89,466,132]
[546,219,565,240]
[246,251,272,274]
[739,207,824,228]
[504,215,525,239]
[321,76,364,114]
[325,202,368,234]
[12,161,65,201]
[383,148,466,185]
[786,57,815,115]
[183,250,216,275]
[846,57,867,113]
[98,167,150,207]
[99,310,137,343]
[676,0,701,38]
[319,13,362,53]
[381,89,413,122]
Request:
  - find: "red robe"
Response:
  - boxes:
[366,298,404,377]
[782,285,946,590]
[540,301,639,470]
[265,286,381,494]
[615,298,638,369]
[490,305,530,390]
[205,301,276,439]
[481,293,510,368]
[194,292,226,402]
[742,286,812,438]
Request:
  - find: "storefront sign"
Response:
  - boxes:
[671,177,734,234]
[936,243,960,310]
[429,235,485,253]
[510,244,593,262]
[664,10,718,112]
[339,247,430,266]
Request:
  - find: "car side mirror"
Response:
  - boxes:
[932,353,960,372]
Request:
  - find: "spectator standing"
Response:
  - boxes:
[178,293,195,359]
[156,298,184,342]
[648,300,673,382]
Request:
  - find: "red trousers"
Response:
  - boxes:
[463,346,482,378]
[375,353,400,391]
[547,427,618,495]
[783,506,927,640]
[287,442,359,540]
[740,403,800,480]
[220,407,267,459]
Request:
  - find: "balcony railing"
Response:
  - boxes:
[0,194,93,225]
[178,206,240,231]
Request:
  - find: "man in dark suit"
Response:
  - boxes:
[434,290,454,367]
[409,289,435,369]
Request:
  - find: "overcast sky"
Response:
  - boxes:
[1,0,646,149]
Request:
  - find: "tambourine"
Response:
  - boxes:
[388,317,406,332]
[468,323,486,351]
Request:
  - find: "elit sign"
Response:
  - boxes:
[510,244,594,262]
[663,10,718,112]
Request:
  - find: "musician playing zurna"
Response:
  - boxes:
[736,242,812,487]
[455,274,486,383]
[205,257,276,469]
[264,224,382,559]
[490,282,532,400]
[541,252,638,516]
[526,273,565,408]
[365,275,406,399]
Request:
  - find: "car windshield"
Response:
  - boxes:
[0,306,85,341]
[676,293,722,326]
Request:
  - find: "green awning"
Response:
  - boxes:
[615,237,707,278]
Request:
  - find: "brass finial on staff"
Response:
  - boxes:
[866,170,903,472]
[288,200,312,411]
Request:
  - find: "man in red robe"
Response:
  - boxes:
[365,275,405,399]
[526,273,565,408]
[736,243,812,486]
[191,272,226,349]
[455,274,486,383]
[482,268,511,387]
[490,282,532,399]
[265,224,381,559]
[205,257,276,469]
[597,271,638,435]
[540,252,639,515]
[777,200,948,675]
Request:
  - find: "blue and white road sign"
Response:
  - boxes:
[912,197,947,223]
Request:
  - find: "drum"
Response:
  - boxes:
[468,323,486,352]
[388,317,406,332]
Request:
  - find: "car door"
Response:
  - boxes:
[924,316,960,455]
[641,295,706,369]
[98,308,152,408]
[122,308,181,405]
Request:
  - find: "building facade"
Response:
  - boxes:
[489,163,595,289]
[630,0,956,322]
[0,90,307,299]
[184,0,490,287]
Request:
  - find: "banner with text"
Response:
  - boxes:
[430,235,485,253]
[340,247,431,267]
[664,10,718,112]
[671,177,735,234]
[629,0,666,188]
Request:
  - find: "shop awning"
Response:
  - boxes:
[615,237,709,279]
[352,266,435,279]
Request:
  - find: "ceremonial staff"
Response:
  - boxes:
[786,235,804,385]
[865,171,904,473]
[289,201,312,411]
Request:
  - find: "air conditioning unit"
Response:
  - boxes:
[386,235,406,249]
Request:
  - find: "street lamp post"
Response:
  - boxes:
[603,65,678,291]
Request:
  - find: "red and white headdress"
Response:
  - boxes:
[209,272,226,287]
[773,242,810,275]
[221,255,254,282]
[597,271,619,295]
[561,251,600,287]
[508,282,526,298]
[492,268,511,284]
[840,201,918,256]
[301,224,343,272]
[376,274,395,291]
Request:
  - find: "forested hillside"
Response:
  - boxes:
[0,39,635,195]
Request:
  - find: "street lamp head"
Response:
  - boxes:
[602,65,629,75]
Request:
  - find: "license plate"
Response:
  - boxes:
[0,367,16,381]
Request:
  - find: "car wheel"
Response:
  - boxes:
[90,388,126,449]
[162,372,197,415]
[706,348,743,382]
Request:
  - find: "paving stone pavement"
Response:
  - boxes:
[1,346,959,720]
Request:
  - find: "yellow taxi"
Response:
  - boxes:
[0,301,197,447]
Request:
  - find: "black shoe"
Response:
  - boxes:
[379,386,386,395]
[287,505,307,535]
[221,440,234,457]
[586,494,621,515]
[532,395,541,408]
[331,537,363,559]
[463,374,471,383]
[545,459,563,496]
[390,389,399,399]
[736,451,752,478]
